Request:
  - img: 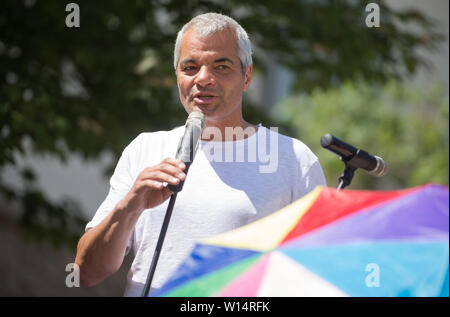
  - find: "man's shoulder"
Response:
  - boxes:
[137,125,184,141]
[264,127,317,158]
[119,126,184,163]
[262,127,320,174]
[128,126,184,147]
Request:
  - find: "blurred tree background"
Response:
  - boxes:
[0,0,447,294]
[273,80,449,189]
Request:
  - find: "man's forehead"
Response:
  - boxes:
[179,28,239,62]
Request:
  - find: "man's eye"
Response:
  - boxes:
[217,65,229,70]
[182,66,197,72]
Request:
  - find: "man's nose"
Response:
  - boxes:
[194,65,214,87]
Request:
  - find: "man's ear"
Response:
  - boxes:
[243,65,252,92]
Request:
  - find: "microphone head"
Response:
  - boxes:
[320,134,333,149]
[320,133,355,158]
[169,111,205,193]
[369,156,387,177]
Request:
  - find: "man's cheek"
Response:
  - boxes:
[179,87,188,103]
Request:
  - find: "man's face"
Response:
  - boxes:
[176,28,252,125]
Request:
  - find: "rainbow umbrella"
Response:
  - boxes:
[152,184,449,297]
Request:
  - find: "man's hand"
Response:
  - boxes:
[120,158,186,214]
[75,158,186,287]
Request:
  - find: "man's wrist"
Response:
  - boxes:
[115,196,143,221]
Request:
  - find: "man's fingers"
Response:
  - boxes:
[142,179,164,190]
[144,170,182,185]
[159,163,186,180]
[141,180,173,198]
[136,159,187,192]
[161,186,174,198]
[140,163,185,182]
[162,157,186,170]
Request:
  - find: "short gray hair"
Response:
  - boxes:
[173,12,253,73]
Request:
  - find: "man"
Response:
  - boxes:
[75,12,327,296]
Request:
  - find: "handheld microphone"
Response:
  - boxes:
[168,111,205,192]
[320,134,387,177]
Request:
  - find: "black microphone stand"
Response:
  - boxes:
[141,192,178,297]
[141,161,193,297]
[141,132,197,297]
[336,154,364,191]
[141,160,193,297]
[336,163,356,191]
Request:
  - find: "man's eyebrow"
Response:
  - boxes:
[179,57,234,66]
[214,57,234,64]
[179,58,196,65]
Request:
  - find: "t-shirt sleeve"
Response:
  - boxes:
[85,136,140,254]
[301,159,327,193]
[292,140,327,202]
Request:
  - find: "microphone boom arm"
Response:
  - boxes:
[321,133,386,191]
[337,160,357,191]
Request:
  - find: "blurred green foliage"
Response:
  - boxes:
[0,0,445,248]
[273,80,449,189]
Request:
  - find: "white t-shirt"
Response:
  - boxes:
[86,124,326,296]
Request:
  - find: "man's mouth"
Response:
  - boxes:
[192,93,218,105]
